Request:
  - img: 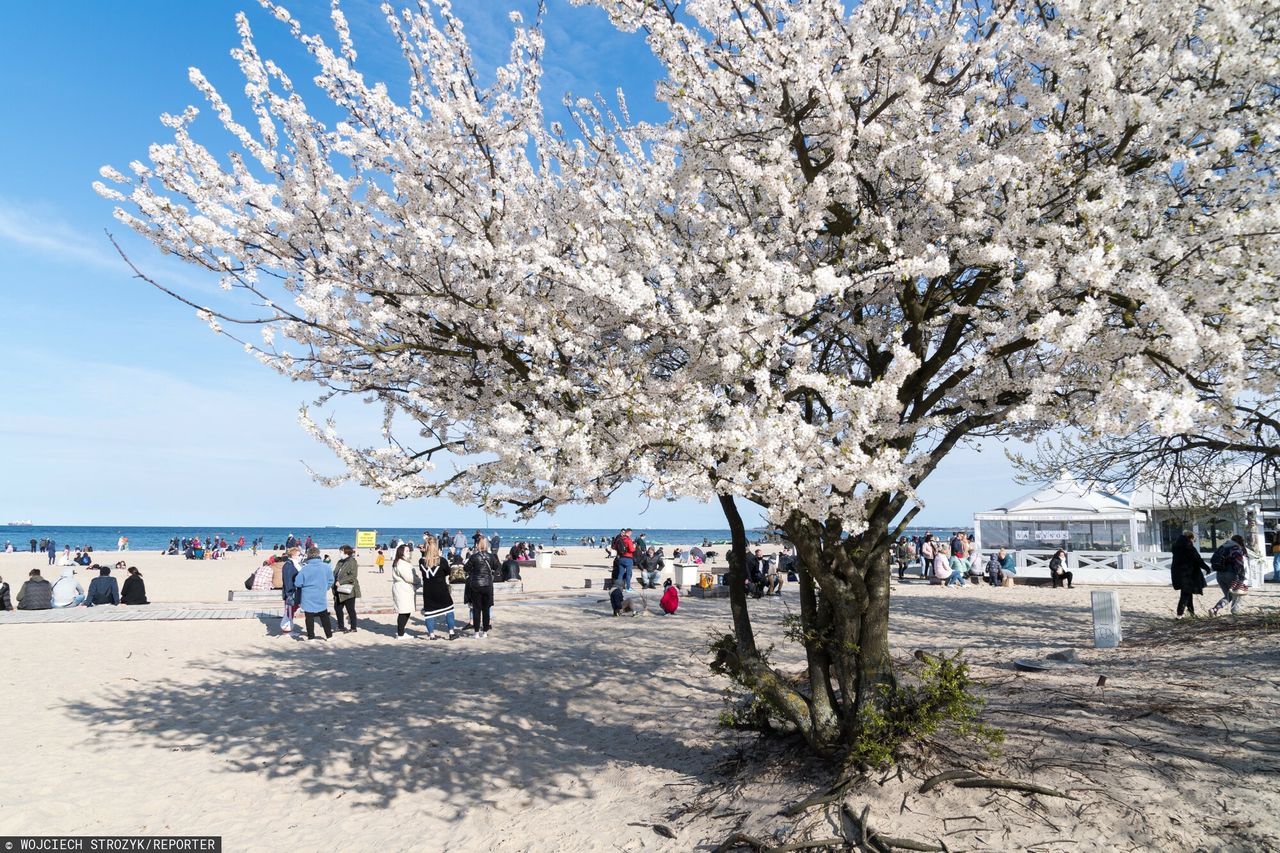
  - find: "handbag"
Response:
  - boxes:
[244,573,255,590]
[335,583,354,595]
[1230,578,1250,594]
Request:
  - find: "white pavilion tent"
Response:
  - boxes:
[973,476,1149,555]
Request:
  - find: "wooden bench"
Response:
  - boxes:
[227,589,282,602]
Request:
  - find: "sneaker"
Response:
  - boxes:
[478,631,487,639]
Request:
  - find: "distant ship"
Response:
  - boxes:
[6,520,33,526]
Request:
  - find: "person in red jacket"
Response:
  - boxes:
[613,527,636,591]
[660,578,679,615]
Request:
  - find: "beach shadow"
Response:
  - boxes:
[64,607,732,812]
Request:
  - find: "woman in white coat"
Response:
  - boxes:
[391,544,417,638]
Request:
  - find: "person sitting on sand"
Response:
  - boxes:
[946,546,970,588]
[964,551,986,585]
[51,568,86,608]
[121,567,149,605]
[85,565,120,607]
[660,579,679,615]
[1049,549,1074,589]
[999,548,1016,580]
[762,555,783,595]
[0,574,12,611]
[610,585,644,616]
[17,569,53,610]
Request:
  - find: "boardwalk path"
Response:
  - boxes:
[0,590,601,625]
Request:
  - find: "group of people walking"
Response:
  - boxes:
[1170,532,1253,617]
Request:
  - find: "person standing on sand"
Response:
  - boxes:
[46,539,56,566]
[375,549,386,574]
[333,545,361,633]
[1170,531,1209,617]
[0,575,12,611]
[281,547,302,635]
[418,535,459,640]
[295,546,335,641]
[464,535,499,638]
[391,544,417,638]
[453,529,467,559]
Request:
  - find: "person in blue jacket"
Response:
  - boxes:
[295,546,335,641]
[85,565,121,606]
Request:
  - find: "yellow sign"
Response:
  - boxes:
[355,530,377,549]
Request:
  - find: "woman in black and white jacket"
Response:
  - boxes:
[418,535,458,640]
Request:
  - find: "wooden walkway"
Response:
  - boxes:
[0,607,279,625]
[0,590,601,626]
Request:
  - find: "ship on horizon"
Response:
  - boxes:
[6,520,33,526]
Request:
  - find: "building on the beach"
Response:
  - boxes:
[972,476,1145,554]
[973,475,1277,585]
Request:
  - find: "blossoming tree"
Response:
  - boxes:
[99,0,1279,751]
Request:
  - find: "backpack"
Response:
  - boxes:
[1210,543,1233,573]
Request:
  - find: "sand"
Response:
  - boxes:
[0,546,1276,851]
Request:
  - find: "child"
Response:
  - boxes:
[660,579,679,615]
[375,549,386,574]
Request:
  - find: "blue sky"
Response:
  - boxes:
[0,0,1026,528]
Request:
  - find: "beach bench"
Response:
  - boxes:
[227,589,282,603]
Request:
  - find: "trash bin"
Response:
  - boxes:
[535,552,552,570]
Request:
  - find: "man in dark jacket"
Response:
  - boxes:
[1170,531,1208,617]
[745,548,766,598]
[85,565,121,607]
[17,569,53,610]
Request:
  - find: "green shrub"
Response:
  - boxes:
[851,652,1003,767]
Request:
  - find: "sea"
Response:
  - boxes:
[1,524,961,552]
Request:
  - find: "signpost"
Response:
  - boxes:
[355,530,377,549]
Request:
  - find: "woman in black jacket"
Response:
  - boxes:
[121,567,149,605]
[1049,549,1073,589]
[1170,531,1208,617]
[464,536,499,639]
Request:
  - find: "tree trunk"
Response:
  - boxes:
[852,544,895,717]
[714,496,833,750]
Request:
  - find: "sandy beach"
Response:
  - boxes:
[1,546,1277,851]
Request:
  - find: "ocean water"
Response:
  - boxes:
[0,524,961,552]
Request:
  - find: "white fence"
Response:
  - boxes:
[1004,548,1214,586]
